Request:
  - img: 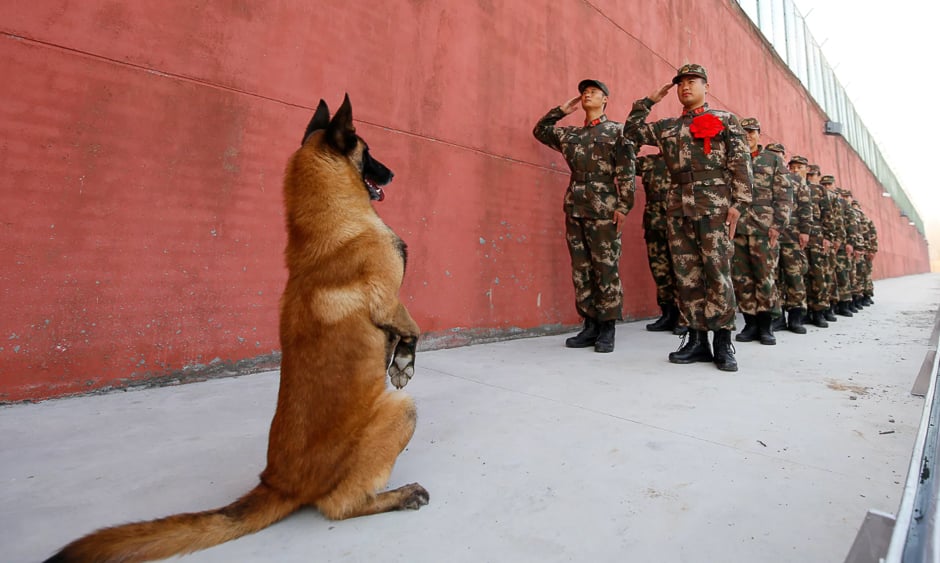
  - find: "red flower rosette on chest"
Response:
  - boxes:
[690,113,724,155]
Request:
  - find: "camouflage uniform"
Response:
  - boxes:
[851,200,869,299]
[533,106,635,323]
[864,215,878,300]
[834,187,859,309]
[821,179,845,312]
[774,149,810,315]
[732,139,790,317]
[637,153,681,328]
[623,92,752,334]
[804,168,831,317]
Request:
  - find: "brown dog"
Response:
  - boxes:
[45,95,428,563]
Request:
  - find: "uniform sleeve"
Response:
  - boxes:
[771,158,791,231]
[796,183,813,234]
[614,137,636,215]
[844,204,859,246]
[622,98,660,148]
[832,197,846,243]
[820,191,834,240]
[724,114,753,215]
[869,220,879,252]
[533,107,568,151]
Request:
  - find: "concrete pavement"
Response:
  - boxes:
[3,273,939,563]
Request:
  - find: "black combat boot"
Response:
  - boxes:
[713,329,739,372]
[787,308,807,334]
[836,300,854,317]
[810,309,829,328]
[673,325,689,336]
[668,330,713,364]
[646,303,678,332]
[566,317,599,348]
[757,312,776,345]
[735,313,759,343]
[594,320,616,353]
[863,295,874,306]
[824,303,838,322]
[853,295,864,309]
[848,297,859,313]
[772,313,788,332]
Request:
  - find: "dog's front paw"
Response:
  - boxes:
[396,483,430,510]
[388,356,414,389]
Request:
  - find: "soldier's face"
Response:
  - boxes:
[807,173,820,183]
[745,129,760,152]
[789,163,807,177]
[580,87,608,112]
[675,77,707,108]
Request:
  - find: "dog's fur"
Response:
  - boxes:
[44,95,427,563]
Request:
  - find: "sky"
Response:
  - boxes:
[792,0,938,268]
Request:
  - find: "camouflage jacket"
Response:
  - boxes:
[780,173,811,244]
[840,194,860,248]
[636,153,670,232]
[853,206,870,251]
[739,147,790,236]
[533,108,636,219]
[868,217,879,252]
[807,182,829,240]
[825,189,845,245]
[623,100,752,219]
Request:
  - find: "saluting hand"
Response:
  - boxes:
[726,207,741,239]
[648,83,674,104]
[560,96,582,115]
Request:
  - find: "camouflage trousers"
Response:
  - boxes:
[835,249,853,301]
[565,215,623,322]
[731,233,778,315]
[805,239,829,311]
[666,215,736,331]
[776,243,807,310]
[825,248,839,304]
[645,227,677,306]
[860,256,875,296]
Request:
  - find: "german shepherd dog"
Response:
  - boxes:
[45,95,428,562]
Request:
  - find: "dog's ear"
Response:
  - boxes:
[301,100,331,145]
[326,93,358,154]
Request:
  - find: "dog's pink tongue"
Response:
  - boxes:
[376,186,385,202]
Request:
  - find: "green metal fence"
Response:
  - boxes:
[734,0,924,235]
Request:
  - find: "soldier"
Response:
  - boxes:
[803,163,832,327]
[733,119,790,345]
[637,152,685,335]
[768,143,811,334]
[831,182,859,316]
[533,79,636,353]
[820,175,845,320]
[623,64,753,372]
[839,189,863,312]
[863,213,878,305]
[851,199,870,309]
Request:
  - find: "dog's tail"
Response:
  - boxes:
[43,482,301,563]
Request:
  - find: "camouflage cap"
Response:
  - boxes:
[838,188,854,197]
[672,63,708,84]
[766,143,786,155]
[820,175,835,185]
[740,117,761,131]
[788,155,809,166]
[578,79,609,96]
[807,164,821,175]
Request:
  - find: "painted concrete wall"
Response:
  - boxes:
[1,0,928,402]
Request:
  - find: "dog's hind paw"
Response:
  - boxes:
[396,483,430,510]
[388,358,414,389]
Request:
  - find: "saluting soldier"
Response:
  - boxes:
[637,152,685,335]
[533,79,636,353]
[733,119,791,345]
[767,143,811,334]
[623,64,753,372]
[802,162,832,327]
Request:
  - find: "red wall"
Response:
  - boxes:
[0,1,928,402]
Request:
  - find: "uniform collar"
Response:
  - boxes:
[584,114,608,127]
[681,103,709,117]
[751,145,762,158]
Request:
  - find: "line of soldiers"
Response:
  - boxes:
[533,63,878,372]
[639,121,879,345]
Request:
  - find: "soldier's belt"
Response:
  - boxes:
[570,171,613,182]
[670,169,725,185]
